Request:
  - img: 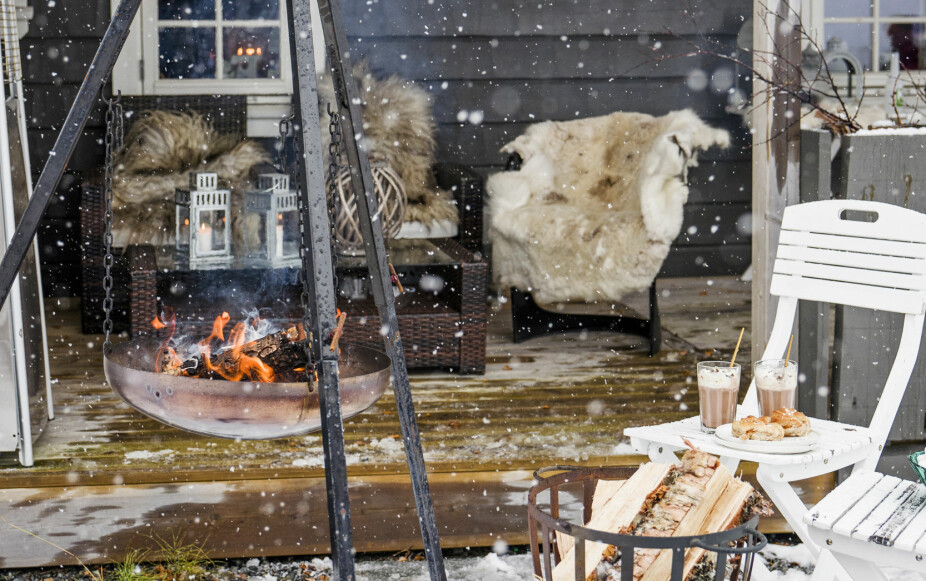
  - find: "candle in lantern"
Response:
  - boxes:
[198,222,212,255]
[276,214,284,257]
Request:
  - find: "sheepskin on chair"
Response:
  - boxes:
[488,109,730,305]
[321,65,458,228]
[112,111,271,246]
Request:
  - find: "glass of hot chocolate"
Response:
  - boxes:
[754,359,798,416]
[697,361,741,433]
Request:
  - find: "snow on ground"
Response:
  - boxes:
[264,545,924,581]
[352,552,533,581]
[2,544,924,580]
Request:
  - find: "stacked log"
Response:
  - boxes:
[552,449,772,581]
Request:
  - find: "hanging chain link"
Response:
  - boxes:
[291,108,316,388]
[101,90,123,355]
[326,44,350,279]
[278,107,294,176]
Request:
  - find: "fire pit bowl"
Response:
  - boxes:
[104,337,391,440]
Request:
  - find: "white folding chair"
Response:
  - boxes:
[625,199,926,558]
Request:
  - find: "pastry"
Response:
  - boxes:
[771,408,811,437]
[731,416,785,441]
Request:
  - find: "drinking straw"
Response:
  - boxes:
[785,334,794,366]
[730,327,745,367]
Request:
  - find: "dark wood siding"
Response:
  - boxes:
[21,0,751,298]
[22,0,110,297]
[343,0,753,277]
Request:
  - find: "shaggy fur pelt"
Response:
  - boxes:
[320,65,458,226]
[487,109,730,304]
[112,111,271,246]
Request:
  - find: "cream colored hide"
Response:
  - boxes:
[487,109,729,304]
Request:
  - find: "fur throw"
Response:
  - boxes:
[112,111,271,246]
[320,66,458,226]
[487,109,730,304]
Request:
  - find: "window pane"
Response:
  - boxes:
[880,0,925,18]
[222,0,279,20]
[881,23,924,70]
[223,27,281,79]
[824,23,873,71]
[825,1,873,18]
[159,28,216,79]
[158,0,215,20]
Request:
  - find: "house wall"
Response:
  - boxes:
[21,0,751,298]
[22,0,110,297]
[343,0,754,277]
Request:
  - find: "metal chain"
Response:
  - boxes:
[326,44,350,275]
[101,90,123,355]
[292,111,315,388]
[278,107,294,176]
[326,101,344,267]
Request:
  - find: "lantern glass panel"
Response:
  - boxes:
[176,203,190,250]
[251,211,269,256]
[196,209,227,255]
[280,211,299,257]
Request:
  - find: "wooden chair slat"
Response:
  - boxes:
[781,200,926,243]
[769,274,926,315]
[776,244,926,275]
[774,260,926,291]
[778,230,926,259]
[806,472,885,530]
[831,476,903,537]
[850,481,920,542]
[892,486,926,552]
[867,483,926,547]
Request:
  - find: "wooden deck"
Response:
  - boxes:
[0,277,827,568]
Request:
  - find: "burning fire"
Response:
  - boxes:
[236,47,263,56]
[199,312,275,382]
[151,310,312,383]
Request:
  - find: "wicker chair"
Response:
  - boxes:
[79,95,487,373]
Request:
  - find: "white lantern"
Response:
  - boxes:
[175,172,233,270]
[243,173,301,268]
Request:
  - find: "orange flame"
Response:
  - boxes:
[204,312,231,344]
[200,319,275,383]
[152,307,179,373]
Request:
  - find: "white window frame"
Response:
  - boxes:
[803,0,926,92]
[112,0,294,97]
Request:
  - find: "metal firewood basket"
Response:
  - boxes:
[527,465,767,581]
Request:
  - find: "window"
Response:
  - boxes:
[113,0,293,96]
[806,0,926,78]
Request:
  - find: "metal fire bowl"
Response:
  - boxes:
[104,337,391,440]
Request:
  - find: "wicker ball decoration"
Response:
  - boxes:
[330,164,407,254]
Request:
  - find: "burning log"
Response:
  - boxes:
[159,325,313,383]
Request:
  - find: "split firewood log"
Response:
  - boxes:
[551,449,772,581]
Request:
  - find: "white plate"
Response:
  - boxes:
[713,423,819,454]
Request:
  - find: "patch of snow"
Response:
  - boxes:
[353,551,533,581]
[855,127,926,136]
[245,558,261,568]
[124,449,176,462]
[368,436,405,453]
[610,441,637,455]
